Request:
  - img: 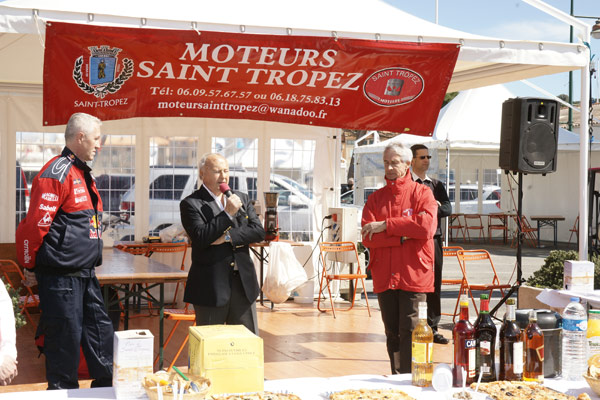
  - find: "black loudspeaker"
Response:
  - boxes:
[499,97,559,174]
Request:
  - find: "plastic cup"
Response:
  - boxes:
[432,363,453,392]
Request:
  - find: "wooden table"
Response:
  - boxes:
[96,248,188,369]
[530,215,566,248]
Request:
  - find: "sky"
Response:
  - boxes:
[385,0,599,102]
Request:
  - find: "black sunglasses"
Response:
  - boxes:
[417,155,432,160]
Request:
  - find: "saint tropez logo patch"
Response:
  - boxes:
[72,45,134,98]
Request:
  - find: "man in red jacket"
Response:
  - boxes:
[16,113,113,389]
[361,142,438,374]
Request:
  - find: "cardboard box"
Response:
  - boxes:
[189,325,264,395]
[564,260,594,293]
[113,329,154,399]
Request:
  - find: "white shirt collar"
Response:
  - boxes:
[203,183,226,211]
[411,170,431,183]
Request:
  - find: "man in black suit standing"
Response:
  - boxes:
[180,153,265,334]
[410,144,452,344]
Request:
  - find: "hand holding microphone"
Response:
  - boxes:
[219,183,247,217]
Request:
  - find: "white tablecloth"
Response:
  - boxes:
[537,288,600,309]
[0,374,593,399]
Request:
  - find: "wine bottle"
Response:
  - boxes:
[474,293,497,382]
[524,310,544,382]
[499,298,523,381]
[453,294,476,386]
[412,301,433,387]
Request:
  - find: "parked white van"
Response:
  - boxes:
[118,167,314,241]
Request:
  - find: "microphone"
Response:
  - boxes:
[219,182,247,217]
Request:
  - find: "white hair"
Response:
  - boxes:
[64,113,101,141]
[384,142,412,163]
[198,153,226,170]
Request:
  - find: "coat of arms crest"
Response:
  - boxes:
[72,46,134,98]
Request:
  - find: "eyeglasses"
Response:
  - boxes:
[417,155,432,160]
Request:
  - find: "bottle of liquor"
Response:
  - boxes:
[412,301,433,387]
[474,294,497,382]
[524,310,544,382]
[453,294,476,387]
[499,298,523,381]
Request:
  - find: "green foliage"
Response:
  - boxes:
[526,250,600,290]
[3,280,27,329]
[442,92,459,107]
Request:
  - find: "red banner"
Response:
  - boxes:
[43,22,459,134]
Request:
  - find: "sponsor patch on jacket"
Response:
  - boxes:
[41,193,59,202]
[39,204,57,212]
[73,178,82,185]
[75,196,88,204]
[402,208,414,217]
[74,187,85,195]
[89,216,100,239]
[38,212,52,227]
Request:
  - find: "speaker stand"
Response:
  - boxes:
[491,171,523,318]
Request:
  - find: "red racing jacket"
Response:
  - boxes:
[361,173,437,294]
[16,147,103,274]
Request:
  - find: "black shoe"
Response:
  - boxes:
[433,333,449,344]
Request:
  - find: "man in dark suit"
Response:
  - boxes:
[410,144,452,344]
[179,153,265,334]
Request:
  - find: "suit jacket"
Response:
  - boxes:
[414,176,452,237]
[180,186,265,307]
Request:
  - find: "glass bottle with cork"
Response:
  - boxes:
[524,309,544,382]
[453,294,476,387]
[412,301,433,387]
[474,293,496,382]
[499,298,523,381]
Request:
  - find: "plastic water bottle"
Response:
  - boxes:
[562,297,588,380]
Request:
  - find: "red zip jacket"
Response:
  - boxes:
[16,147,103,273]
[361,172,437,293]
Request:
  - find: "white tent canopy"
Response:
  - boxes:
[0,0,592,253]
[0,0,589,91]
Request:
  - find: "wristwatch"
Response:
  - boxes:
[224,232,231,243]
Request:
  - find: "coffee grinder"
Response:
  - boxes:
[263,191,279,241]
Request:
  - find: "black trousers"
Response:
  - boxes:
[426,236,443,333]
[193,271,258,335]
[377,289,426,374]
[36,273,114,390]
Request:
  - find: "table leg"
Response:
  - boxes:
[553,221,558,248]
[124,284,130,330]
[259,247,264,306]
[159,283,164,370]
[537,221,541,247]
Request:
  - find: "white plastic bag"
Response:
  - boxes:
[159,223,186,243]
[262,242,308,304]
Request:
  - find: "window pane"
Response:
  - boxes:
[270,138,315,242]
[147,137,198,236]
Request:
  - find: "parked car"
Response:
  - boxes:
[96,174,135,216]
[448,184,501,214]
[119,167,314,241]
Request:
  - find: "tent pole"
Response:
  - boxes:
[444,140,450,247]
[580,60,591,260]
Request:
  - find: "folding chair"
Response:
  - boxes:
[487,213,508,244]
[510,215,538,248]
[146,242,188,306]
[317,241,371,318]
[463,214,485,242]
[568,216,579,244]
[0,259,40,329]
[441,246,465,322]
[456,249,512,316]
[448,213,466,242]
[153,303,195,371]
